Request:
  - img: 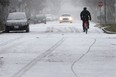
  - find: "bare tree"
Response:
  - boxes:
[24,0,46,16]
[0,0,9,30]
[44,0,62,15]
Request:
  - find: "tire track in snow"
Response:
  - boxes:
[12,37,65,77]
[71,39,96,77]
[0,35,32,54]
[0,36,23,47]
[0,36,24,54]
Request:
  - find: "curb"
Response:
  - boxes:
[95,24,116,34]
[102,28,116,34]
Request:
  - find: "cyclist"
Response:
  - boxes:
[80,7,91,32]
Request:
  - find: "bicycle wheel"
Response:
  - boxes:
[85,28,88,34]
[83,21,88,34]
[84,25,88,34]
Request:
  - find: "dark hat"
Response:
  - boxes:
[83,7,87,10]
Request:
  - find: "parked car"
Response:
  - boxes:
[59,14,73,23]
[5,12,30,32]
[45,14,54,21]
[34,15,46,24]
[46,16,53,21]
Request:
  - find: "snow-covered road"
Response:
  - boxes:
[0,21,116,77]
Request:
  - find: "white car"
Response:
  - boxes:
[59,14,73,23]
[5,12,30,32]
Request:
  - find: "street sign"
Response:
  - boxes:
[98,0,103,7]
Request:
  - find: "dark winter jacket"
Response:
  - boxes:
[80,10,91,21]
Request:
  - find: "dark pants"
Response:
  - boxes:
[82,20,89,31]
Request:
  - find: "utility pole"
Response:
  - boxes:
[98,0,103,25]
[115,0,116,22]
[104,0,106,24]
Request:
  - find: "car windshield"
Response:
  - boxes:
[8,12,26,20]
[36,15,45,19]
[62,14,71,16]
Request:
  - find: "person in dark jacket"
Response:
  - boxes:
[80,7,91,32]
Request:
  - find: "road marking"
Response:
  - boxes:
[12,37,65,77]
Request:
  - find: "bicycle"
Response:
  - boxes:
[83,21,88,34]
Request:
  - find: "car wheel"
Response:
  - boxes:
[26,26,29,32]
[5,26,9,33]
[5,29,9,33]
